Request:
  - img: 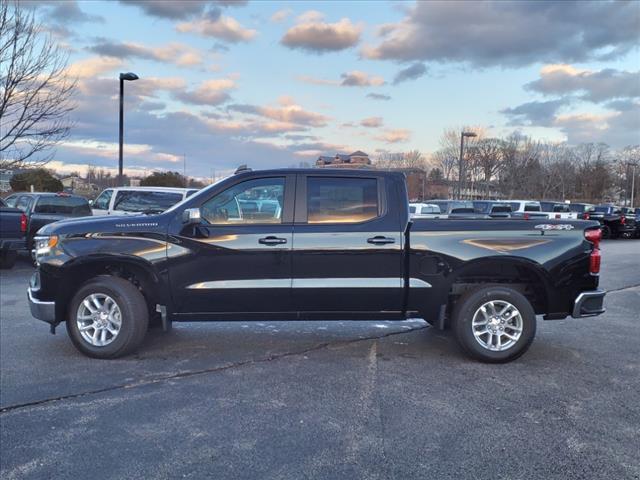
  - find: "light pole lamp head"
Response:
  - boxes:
[462,131,477,138]
[119,72,139,81]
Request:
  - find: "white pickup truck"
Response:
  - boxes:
[540,201,578,220]
[91,187,199,216]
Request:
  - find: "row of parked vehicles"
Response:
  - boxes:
[410,200,639,239]
[0,187,197,268]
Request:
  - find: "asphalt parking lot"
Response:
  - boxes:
[1,240,639,480]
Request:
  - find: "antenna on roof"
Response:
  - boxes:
[234,165,252,174]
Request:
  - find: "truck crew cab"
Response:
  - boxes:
[28,169,605,363]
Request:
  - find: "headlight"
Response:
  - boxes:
[33,235,58,265]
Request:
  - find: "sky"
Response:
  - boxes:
[25,0,640,179]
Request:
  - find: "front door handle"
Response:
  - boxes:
[259,236,288,246]
[367,236,395,245]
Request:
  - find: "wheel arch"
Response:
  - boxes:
[56,254,168,322]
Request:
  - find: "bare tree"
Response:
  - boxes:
[0,0,75,169]
[468,138,504,199]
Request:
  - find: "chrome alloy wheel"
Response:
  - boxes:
[471,300,523,352]
[76,293,122,347]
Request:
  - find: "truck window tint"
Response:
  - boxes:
[307,177,378,224]
[201,177,285,225]
[409,206,416,213]
[93,190,112,210]
[113,191,182,212]
[491,206,511,213]
[524,203,541,212]
[35,196,91,215]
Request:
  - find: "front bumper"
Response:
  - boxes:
[572,289,606,318]
[27,272,56,324]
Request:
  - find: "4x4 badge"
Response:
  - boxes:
[534,224,575,230]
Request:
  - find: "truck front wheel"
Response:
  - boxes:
[452,286,536,363]
[66,276,149,359]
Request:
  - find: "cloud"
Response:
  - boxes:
[176,15,257,43]
[228,97,329,127]
[360,117,384,128]
[375,129,411,143]
[173,78,236,106]
[340,71,385,87]
[501,99,571,126]
[393,62,427,84]
[526,65,640,103]
[281,13,362,53]
[362,2,639,67]
[87,40,203,67]
[270,8,292,23]
[552,105,640,148]
[67,57,125,78]
[119,0,210,19]
[43,0,104,24]
[118,1,245,20]
[366,93,391,101]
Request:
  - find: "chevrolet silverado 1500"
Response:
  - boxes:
[28,169,605,362]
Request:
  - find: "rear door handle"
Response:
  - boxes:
[367,236,395,245]
[259,236,287,246]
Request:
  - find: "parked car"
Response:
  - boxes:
[29,169,604,363]
[409,203,445,219]
[0,198,27,269]
[4,192,92,250]
[568,203,595,220]
[590,205,636,239]
[91,187,199,216]
[506,200,549,219]
[539,201,578,220]
[428,200,490,219]
[472,201,512,218]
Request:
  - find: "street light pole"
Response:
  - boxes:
[118,72,139,186]
[628,162,638,208]
[457,131,477,199]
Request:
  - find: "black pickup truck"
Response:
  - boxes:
[0,198,27,269]
[28,169,605,362]
[590,205,636,239]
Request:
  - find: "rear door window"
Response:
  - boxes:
[306,177,379,224]
[113,191,183,213]
[34,196,91,215]
[524,203,541,212]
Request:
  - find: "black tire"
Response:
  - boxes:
[66,276,149,359]
[0,250,17,269]
[452,286,536,363]
[601,225,611,239]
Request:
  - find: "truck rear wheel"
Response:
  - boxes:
[452,286,536,363]
[66,276,149,359]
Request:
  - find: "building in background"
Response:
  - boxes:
[316,151,371,168]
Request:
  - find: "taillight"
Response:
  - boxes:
[20,213,27,233]
[620,215,626,225]
[584,213,590,220]
[555,213,561,219]
[585,228,601,249]
[585,228,602,275]
[589,248,601,275]
[523,213,530,220]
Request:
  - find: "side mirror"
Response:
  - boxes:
[182,207,201,225]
